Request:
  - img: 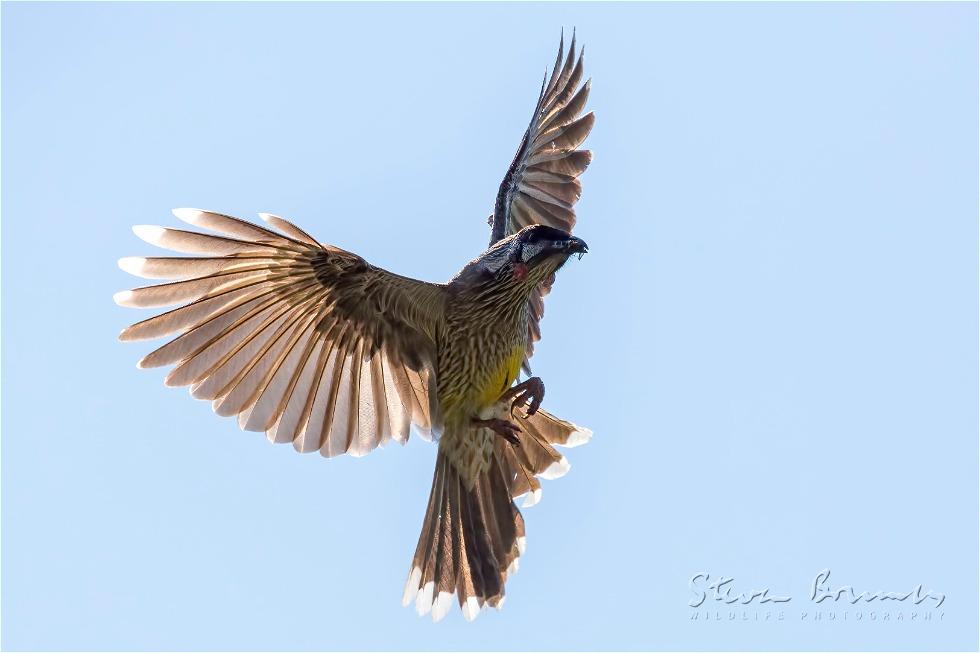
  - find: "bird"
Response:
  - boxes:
[115,31,594,622]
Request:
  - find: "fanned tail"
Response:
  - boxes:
[402,450,525,622]
[403,407,590,621]
[504,407,592,507]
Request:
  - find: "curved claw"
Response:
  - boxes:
[502,376,545,417]
[473,417,521,447]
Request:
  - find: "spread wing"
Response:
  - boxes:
[488,31,594,368]
[115,208,445,457]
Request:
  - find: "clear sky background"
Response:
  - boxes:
[2,2,977,651]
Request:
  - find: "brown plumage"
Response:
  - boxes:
[117,210,442,454]
[115,31,593,622]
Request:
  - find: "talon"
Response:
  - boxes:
[501,376,545,417]
[527,393,542,416]
[510,393,527,417]
[473,418,522,446]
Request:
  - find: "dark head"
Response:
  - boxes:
[512,225,589,268]
[453,224,588,290]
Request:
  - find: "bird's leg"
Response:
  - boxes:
[472,417,521,447]
[500,376,545,417]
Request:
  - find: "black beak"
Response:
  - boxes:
[567,236,589,257]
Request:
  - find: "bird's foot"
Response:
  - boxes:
[473,417,521,447]
[501,376,545,417]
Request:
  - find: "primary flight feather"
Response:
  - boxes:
[116,31,594,622]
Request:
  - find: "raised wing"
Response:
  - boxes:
[489,31,593,245]
[115,209,446,457]
[489,31,594,368]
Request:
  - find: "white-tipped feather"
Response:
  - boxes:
[521,486,543,508]
[539,455,571,480]
[238,403,254,432]
[115,270,270,309]
[133,224,280,256]
[174,207,297,245]
[415,581,435,616]
[563,424,592,447]
[121,282,274,343]
[117,257,148,277]
[132,224,167,245]
[431,591,454,622]
[402,567,422,607]
[258,212,321,247]
[172,207,206,225]
[121,255,286,281]
[462,596,481,622]
[112,290,135,307]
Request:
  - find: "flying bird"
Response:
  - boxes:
[115,32,594,622]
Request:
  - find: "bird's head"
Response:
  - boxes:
[458,225,588,289]
[511,224,589,273]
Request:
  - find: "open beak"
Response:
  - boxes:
[567,236,589,259]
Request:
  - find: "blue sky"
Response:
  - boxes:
[2,2,977,651]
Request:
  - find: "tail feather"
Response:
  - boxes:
[404,450,524,621]
[517,407,593,449]
[403,407,586,621]
[506,407,591,505]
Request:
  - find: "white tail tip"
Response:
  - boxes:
[565,425,593,447]
[521,487,543,508]
[401,567,421,607]
[462,596,482,621]
[415,581,435,616]
[540,455,571,480]
[431,591,453,622]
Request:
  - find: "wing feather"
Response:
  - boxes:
[486,31,594,370]
[114,265,296,309]
[119,255,287,280]
[488,30,593,245]
[173,208,297,245]
[121,279,283,342]
[381,354,412,444]
[117,209,446,459]
[132,225,288,256]
[259,212,322,248]
[245,313,320,434]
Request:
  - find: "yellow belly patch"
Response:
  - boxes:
[476,345,525,409]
